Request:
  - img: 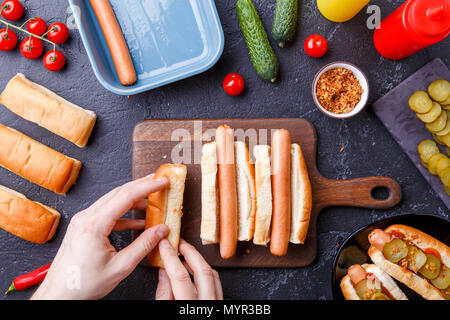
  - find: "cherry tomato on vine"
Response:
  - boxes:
[46,22,69,44]
[43,50,65,71]
[0,0,23,21]
[223,73,245,96]
[0,28,17,51]
[304,34,328,58]
[27,17,47,36]
[20,37,44,59]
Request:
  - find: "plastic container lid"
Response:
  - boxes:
[408,0,450,38]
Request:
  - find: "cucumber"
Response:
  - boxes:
[272,0,298,47]
[236,0,279,82]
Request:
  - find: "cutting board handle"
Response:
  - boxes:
[315,176,402,210]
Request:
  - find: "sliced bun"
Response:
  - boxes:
[253,145,272,246]
[0,73,96,148]
[0,185,60,244]
[289,144,312,244]
[200,142,219,245]
[235,141,256,241]
[146,164,187,267]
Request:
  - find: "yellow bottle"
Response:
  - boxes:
[317,0,370,22]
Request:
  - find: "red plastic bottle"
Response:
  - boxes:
[374,0,450,60]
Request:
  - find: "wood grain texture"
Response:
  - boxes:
[132,119,402,267]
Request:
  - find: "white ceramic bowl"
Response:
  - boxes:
[312,62,370,119]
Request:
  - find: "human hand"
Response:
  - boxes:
[155,238,223,300]
[31,174,169,300]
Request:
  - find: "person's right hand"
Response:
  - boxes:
[155,239,223,300]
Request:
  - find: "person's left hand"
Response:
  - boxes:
[31,174,169,300]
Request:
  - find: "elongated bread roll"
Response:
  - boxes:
[253,145,272,246]
[200,142,219,245]
[0,74,97,148]
[0,124,81,195]
[270,129,291,256]
[216,125,238,259]
[289,144,312,244]
[146,164,187,267]
[0,185,60,244]
[235,141,256,241]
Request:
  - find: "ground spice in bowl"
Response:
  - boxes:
[316,67,364,114]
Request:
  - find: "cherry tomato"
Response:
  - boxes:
[43,50,65,71]
[223,73,245,96]
[304,34,328,58]
[0,0,23,21]
[0,28,17,51]
[46,22,69,44]
[27,17,47,36]
[20,36,44,59]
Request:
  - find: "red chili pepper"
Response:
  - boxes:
[5,263,51,295]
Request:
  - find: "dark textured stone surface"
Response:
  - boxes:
[0,0,448,300]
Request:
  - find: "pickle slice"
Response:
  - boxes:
[406,246,427,272]
[447,147,450,157]
[421,160,429,169]
[443,104,450,111]
[418,140,440,163]
[409,91,433,113]
[435,113,450,136]
[383,238,408,263]
[428,153,447,175]
[419,254,441,280]
[440,131,450,147]
[431,266,450,290]
[436,157,450,177]
[439,167,450,188]
[426,109,447,132]
[442,95,450,107]
[433,134,446,146]
[417,102,442,123]
[442,286,450,300]
[370,292,390,300]
[428,79,450,102]
[355,279,381,300]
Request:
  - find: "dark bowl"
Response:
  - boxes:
[331,214,450,300]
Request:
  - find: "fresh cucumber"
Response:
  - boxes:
[272,0,298,47]
[236,0,279,82]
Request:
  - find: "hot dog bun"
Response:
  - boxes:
[289,144,312,244]
[253,145,272,246]
[216,125,238,259]
[0,73,97,148]
[0,185,60,244]
[89,0,137,86]
[270,129,291,256]
[146,164,187,267]
[235,141,256,241]
[0,124,81,195]
[340,264,408,300]
[368,225,449,300]
[200,142,219,245]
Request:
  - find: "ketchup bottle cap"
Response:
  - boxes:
[408,0,450,38]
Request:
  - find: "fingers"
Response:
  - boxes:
[158,239,197,300]
[213,269,223,300]
[155,268,174,300]
[134,199,148,211]
[112,219,145,232]
[111,224,169,277]
[178,239,218,300]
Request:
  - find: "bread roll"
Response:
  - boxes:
[200,142,219,245]
[0,73,97,148]
[289,144,312,244]
[253,145,272,246]
[235,141,256,241]
[146,164,187,267]
[0,124,81,195]
[0,185,60,244]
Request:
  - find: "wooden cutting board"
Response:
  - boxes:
[373,58,450,209]
[132,119,401,267]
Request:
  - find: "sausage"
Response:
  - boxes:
[270,129,291,256]
[216,125,238,259]
[347,265,367,285]
[368,229,392,251]
[89,0,137,86]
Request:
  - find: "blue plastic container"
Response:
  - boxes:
[68,0,224,95]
